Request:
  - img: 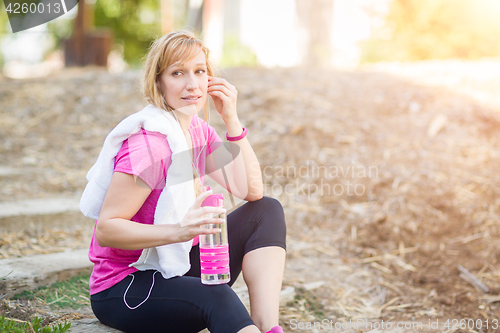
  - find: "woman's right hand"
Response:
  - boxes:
[172,189,226,243]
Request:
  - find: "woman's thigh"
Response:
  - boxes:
[91,270,253,333]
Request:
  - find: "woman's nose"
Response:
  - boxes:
[185,73,198,90]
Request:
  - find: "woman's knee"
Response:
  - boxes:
[248,196,287,237]
[259,197,286,224]
[250,196,285,217]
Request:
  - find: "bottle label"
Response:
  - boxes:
[200,244,230,275]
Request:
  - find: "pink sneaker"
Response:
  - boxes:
[266,326,284,333]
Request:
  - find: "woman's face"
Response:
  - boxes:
[159,49,208,116]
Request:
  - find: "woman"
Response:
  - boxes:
[82,30,287,333]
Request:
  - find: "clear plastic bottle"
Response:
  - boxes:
[199,192,230,285]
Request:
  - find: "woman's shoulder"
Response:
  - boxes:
[129,128,168,143]
[120,129,171,159]
[115,128,170,188]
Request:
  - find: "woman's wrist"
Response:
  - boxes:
[163,223,184,245]
[225,118,244,137]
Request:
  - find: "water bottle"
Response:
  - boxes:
[199,191,230,285]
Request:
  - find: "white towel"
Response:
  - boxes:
[80,104,196,279]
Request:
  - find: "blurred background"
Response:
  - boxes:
[1,0,499,77]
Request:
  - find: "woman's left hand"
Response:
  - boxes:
[208,76,238,124]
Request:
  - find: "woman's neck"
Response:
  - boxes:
[172,111,193,133]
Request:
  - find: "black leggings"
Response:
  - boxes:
[91,196,286,333]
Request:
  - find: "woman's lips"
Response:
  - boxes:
[181,96,201,104]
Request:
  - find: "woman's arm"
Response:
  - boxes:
[206,76,264,201]
[96,172,225,250]
[206,120,263,202]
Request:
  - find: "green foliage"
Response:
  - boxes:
[0,0,8,32]
[360,0,500,62]
[0,1,8,67]
[14,273,90,310]
[287,287,326,319]
[0,316,70,333]
[93,0,162,67]
[220,33,258,67]
[0,0,164,66]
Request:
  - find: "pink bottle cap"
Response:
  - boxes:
[201,193,224,207]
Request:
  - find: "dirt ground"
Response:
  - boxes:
[1,61,500,332]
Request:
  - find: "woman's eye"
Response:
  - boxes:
[172,71,182,76]
[196,69,206,74]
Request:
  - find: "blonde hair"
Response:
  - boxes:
[142,30,215,197]
[142,30,215,123]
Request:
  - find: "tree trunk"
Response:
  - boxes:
[295,0,335,67]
